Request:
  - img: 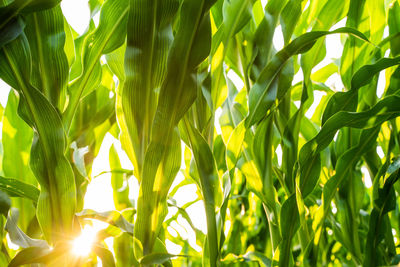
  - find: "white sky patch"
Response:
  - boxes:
[331,202,337,214]
[93,12,100,27]
[303,0,310,10]
[100,55,107,64]
[261,0,267,9]
[325,73,344,91]
[325,34,343,59]
[167,226,178,238]
[128,174,139,204]
[85,133,116,212]
[177,216,202,251]
[312,58,332,74]
[165,207,178,222]
[377,70,386,98]
[383,26,389,39]
[173,184,198,207]
[275,144,282,166]
[185,201,207,234]
[305,91,326,119]
[6,234,19,250]
[165,240,182,254]
[292,68,304,85]
[166,218,201,252]
[227,69,244,90]
[169,220,189,240]
[112,137,134,170]
[0,79,10,107]
[224,219,231,238]
[214,107,223,135]
[330,18,347,31]
[333,131,339,141]
[61,0,90,35]
[361,166,372,188]
[86,133,138,212]
[113,75,119,88]
[273,25,285,51]
[376,146,385,159]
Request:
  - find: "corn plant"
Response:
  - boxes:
[1,0,400,266]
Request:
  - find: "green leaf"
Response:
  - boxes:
[89,0,104,17]
[134,0,216,257]
[5,209,48,249]
[77,209,134,234]
[0,17,25,48]
[0,190,10,217]
[8,243,68,267]
[300,95,400,202]
[364,169,400,267]
[340,0,370,90]
[280,0,304,44]
[389,1,400,56]
[180,117,221,265]
[226,120,246,172]
[93,245,116,267]
[0,35,76,243]
[388,157,400,174]
[322,56,400,124]
[119,0,178,177]
[70,142,89,178]
[0,177,39,203]
[245,27,370,128]
[312,127,380,258]
[278,195,299,267]
[139,253,180,265]
[2,90,37,231]
[109,145,131,211]
[251,114,281,250]
[0,0,61,47]
[210,0,253,109]
[25,5,69,110]
[63,0,129,131]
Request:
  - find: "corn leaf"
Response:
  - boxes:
[245,27,369,128]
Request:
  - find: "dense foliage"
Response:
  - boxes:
[1,0,400,266]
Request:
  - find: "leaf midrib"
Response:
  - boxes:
[33,13,51,98]
[3,47,64,230]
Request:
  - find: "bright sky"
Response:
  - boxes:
[0,0,388,257]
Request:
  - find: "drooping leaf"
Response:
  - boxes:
[5,209,48,249]
[0,35,76,243]
[0,177,39,203]
[63,0,129,131]
[245,27,369,128]
[0,0,61,47]
[77,209,134,234]
[0,190,10,217]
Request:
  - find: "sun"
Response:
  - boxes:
[71,225,97,257]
